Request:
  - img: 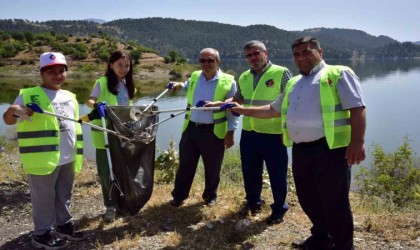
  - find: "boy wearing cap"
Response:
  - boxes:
[3,52,85,249]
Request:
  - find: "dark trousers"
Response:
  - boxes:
[292,138,354,250]
[240,130,289,214]
[171,123,225,202]
[96,148,116,208]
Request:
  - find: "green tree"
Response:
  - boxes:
[130,49,142,64]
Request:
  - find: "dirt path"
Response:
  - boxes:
[1,179,419,250]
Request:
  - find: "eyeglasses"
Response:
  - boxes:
[199,58,215,64]
[245,51,262,58]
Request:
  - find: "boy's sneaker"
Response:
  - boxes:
[56,222,86,241]
[31,230,68,249]
[104,206,116,222]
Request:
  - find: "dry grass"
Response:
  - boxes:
[1,146,420,249]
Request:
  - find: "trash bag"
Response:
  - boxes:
[105,105,159,215]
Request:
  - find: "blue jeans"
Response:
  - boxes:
[240,130,289,214]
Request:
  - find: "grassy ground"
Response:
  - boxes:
[0,141,419,249]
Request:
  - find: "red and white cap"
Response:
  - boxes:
[39,52,67,70]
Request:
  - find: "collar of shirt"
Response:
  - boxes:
[300,60,326,77]
[200,68,222,82]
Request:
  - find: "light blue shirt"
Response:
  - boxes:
[90,80,129,105]
[182,69,239,131]
[271,60,365,143]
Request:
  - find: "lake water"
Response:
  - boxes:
[1,59,420,170]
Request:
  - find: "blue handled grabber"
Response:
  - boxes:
[95,102,124,198]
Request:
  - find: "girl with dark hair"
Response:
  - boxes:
[87,50,136,222]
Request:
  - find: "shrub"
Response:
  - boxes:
[165,50,187,63]
[355,137,420,208]
[130,49,142,64]
[155,139,179,183]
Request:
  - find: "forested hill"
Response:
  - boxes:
[1,18,420,59]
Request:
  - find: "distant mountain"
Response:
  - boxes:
[1,18,419,59]
[415,41,420,45]
[83,18,107,24]
[295,28,396,49]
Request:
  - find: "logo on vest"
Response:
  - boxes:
[328,78,333,86]
[30,95,40,105]
[265,79,274,87]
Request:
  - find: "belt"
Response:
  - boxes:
[293,137,327,148]
[189,121,214,128]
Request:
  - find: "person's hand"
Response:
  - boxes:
[14,105,33,121]
[345,141,365,166]
[230,102,246,115]
[93,102,107,118]
[224,131,234,149]
[204,101,225,107]
[87,109,101,120]
[169,82,183,92]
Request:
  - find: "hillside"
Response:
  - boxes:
[8,37,164,66]
[1,18,420,59]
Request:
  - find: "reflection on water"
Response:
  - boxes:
[1,59,420,167]
[222,58,420,82]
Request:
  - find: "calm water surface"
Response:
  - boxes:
[1,59,419,169]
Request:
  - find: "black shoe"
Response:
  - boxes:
[31,230,67,249]
[266,211,285,225]
[170,199,183,207]
[56,222,86,241]
[205,199,216,207]
[292,236,334,249]
[238,204,262,216]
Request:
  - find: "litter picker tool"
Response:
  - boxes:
[133,106,225,116]
[26,103,133,142]
[142,102,238,131]
[142,82,174,114]
[142,110,187,131]
[96,102,124,198]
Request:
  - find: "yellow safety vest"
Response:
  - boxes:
[17,86,83,175]
[239,65,285,134]
[91,76,133,149]
[182,71,234,139]
[281,65,352,149]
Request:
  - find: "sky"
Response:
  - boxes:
[1,0,419,42]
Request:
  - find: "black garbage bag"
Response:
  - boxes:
[105,105,159,215]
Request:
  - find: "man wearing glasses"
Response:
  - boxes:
[169,48,238,207]
[234,40,293,225]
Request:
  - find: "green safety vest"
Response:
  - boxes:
[17,86,83,175]
[182,71,234,139]
[239,65,285,134]
[281,65,352,149]
[91,77,133,149]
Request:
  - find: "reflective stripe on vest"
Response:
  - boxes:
[182,71,234,139]
[17,86,83,174]
[281,65,352,149]
[90,77,133,149]
[239,65,285,134]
